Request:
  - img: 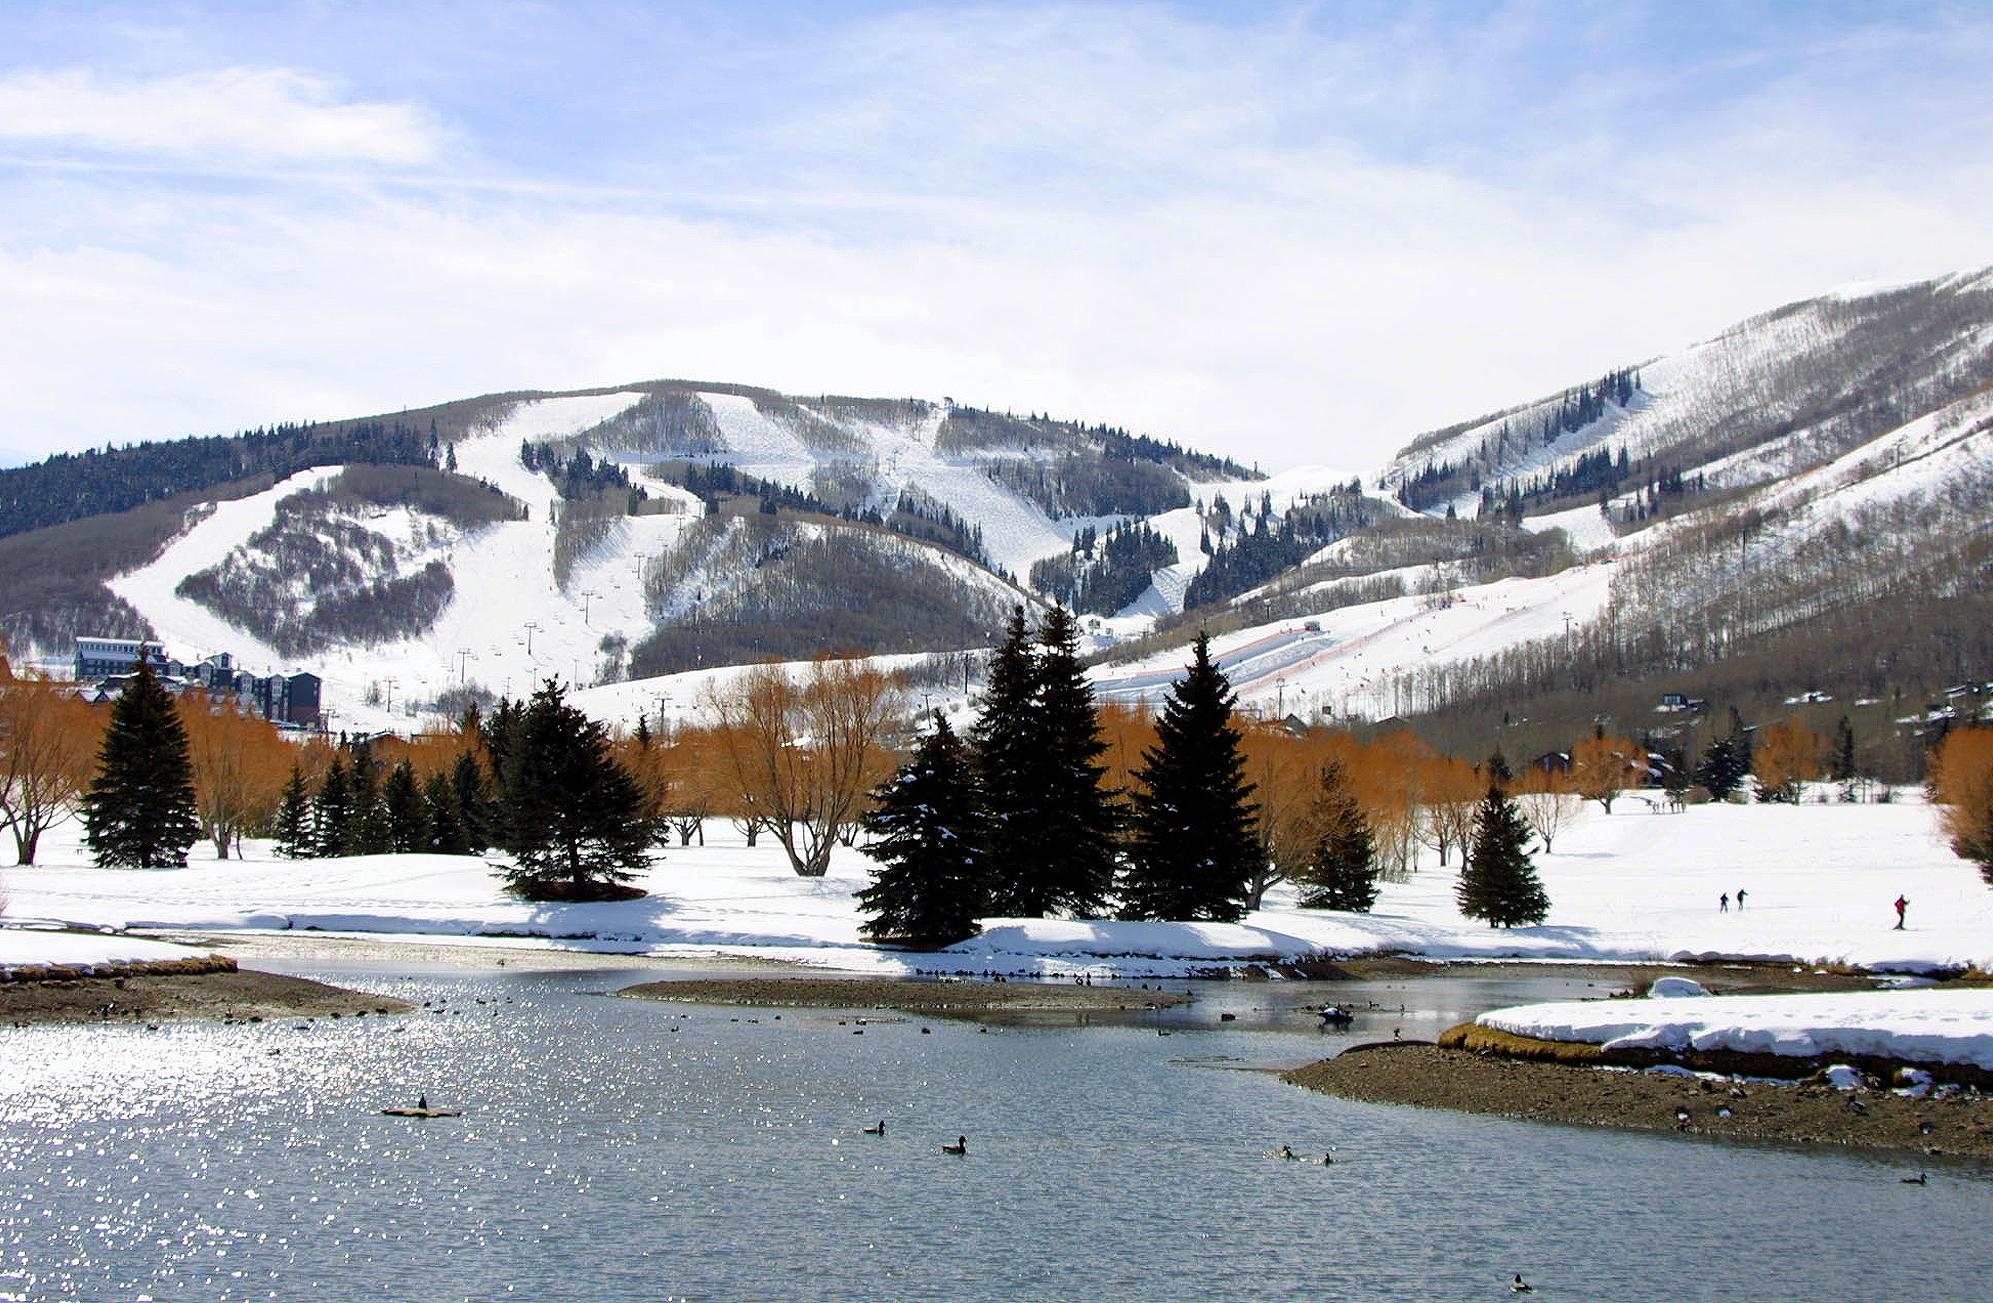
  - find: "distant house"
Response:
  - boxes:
[72,635,323,728]
[74,636,172,680]
[1529,750,1572,775]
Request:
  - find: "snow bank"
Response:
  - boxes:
[0,926,213,977]
[5,797,1990,977]
[1479,989,1993,1072]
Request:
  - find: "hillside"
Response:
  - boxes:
[4,269,1991,762]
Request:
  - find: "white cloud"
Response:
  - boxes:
[3,7,1993,474]
[0,66,442,164]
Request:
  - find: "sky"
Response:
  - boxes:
[3,1,1992,474]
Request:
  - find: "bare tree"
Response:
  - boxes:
[1515,775,1577,854]
[0,678,101,865]
[707,658,903,877]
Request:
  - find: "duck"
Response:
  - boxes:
[1901,1172,1928,1185]
[1510,1274,1535,1294]
[862,1120,885,1136]
[942,1135,967,1155]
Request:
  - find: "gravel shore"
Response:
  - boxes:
[1285,1043,1993,1158]
[1,965,411,1026]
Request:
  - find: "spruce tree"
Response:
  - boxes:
[345,743,390,855]
[450,750,493,852]
[1293,759,1378,912]
[273,764,312,859]
[1029,606,1122,917]
[421,770,470,854]
[856,713,985,946]
[1695,708,1753,799]
[311,757,352,857]
[1830,716,1858,783]
[383,759,425,853]
[1120,633,1261,921]
[971,607,1046,915]
[81,652,200,868]
[496,680,655,900]
[1456,777,1548,927]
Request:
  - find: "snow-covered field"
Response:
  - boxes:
[1480,988,1993,1073]
[4,797,1988,979]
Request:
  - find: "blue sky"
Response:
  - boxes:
[3,1,1991,470]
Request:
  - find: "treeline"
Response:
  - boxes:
[0,418,442,542]
[521,442,635,498]
[1394,369,1641,512]
[984,453,1190,518]
[1029,522,1179,614]
[649,463,991,568]
[629,517,1012,676]
[1180,488,1373,610]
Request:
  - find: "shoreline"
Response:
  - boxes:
[1285,1043,1993,1158]
[0,961,412,1026]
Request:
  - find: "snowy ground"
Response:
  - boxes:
[3,796,1988,979]
[1479,988,1993,1073]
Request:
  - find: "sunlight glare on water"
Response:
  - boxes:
[3,965,1990,1302]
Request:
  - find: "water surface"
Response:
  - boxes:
[3,963,1986,1301]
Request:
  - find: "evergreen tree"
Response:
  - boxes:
[345,742,390,855]
[450,749,494,853]
[311,757,352,856]
[1456,777,1548,927]
[422,770,470,854]
[496,680,655,900]
[1830,716,1858,782]
[1293,759,1377,912]
[273,764,312,859]
[1030,606,1123,917]
[1695,710,1752,800]
[383,759,425,853]
[856,713,985,946]
[80,652,200,868]
[971,608,1045,915]
[1120,633,1262,921]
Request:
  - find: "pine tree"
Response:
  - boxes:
[1293,759,1377,912]
[1831,716,1858,782]
[81,651,200,868]
[383,759,425,853]
[856,713,985,946]
[971,608,1045,915]
[311,757,352,856]
[496,680,655,900]
[1029,606,1122,917]
[422,770,470,854]
[1456,777,1548,927]
[1694,710,1752,800]
[1120,633,1262,921]
[345,742,389,855]
[273,764,312,859]
[450,750,494,853]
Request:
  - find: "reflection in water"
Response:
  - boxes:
[2,966,1988,1302]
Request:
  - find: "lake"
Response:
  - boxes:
[3,959,1988,1301]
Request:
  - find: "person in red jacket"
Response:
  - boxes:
[1894,895,1909,930]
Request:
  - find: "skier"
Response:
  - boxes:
[1719,893,1729,912]
[1894,895,1909,930]
[1736,888,1747,909]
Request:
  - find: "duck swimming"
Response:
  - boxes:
[862,1120,885,1135]
[942,1135,967,1155]
[1510,1274,1534,1294]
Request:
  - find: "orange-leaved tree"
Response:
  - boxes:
[1571,732,1644,813]
[0,677,103,864]
[1931,728,1993,885]
[178,693,293,859]
[1753,720,1827,803]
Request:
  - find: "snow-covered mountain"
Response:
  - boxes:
[5,268,1991,748]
